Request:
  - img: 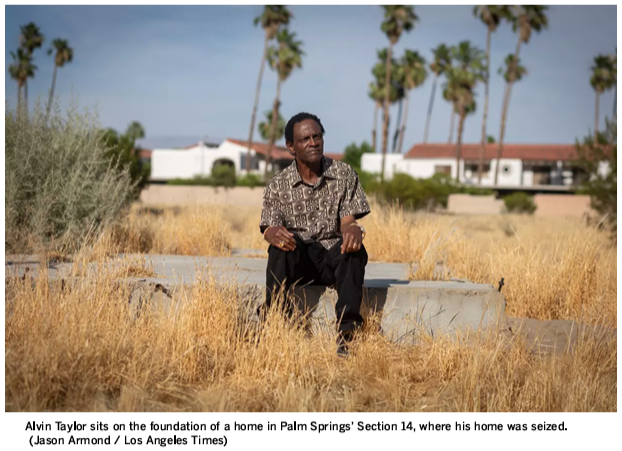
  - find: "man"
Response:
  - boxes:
[258,112,371,356]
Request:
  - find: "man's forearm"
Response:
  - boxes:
[340,215,357,234]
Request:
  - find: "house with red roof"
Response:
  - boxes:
[149,139,342,182]
[361,142,587,188]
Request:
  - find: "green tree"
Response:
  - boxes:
[423,44,452,144]
[264,28,304,180]
[371,48,402,155]
[19,22,45,112]
[473,5,511,184]
[494,5,548,185]
[343,141,374,173]
[45,38,73,120]
[8,49,35,112]
[246,6,292,172]
[100,121,150,196]
[395,50,427,154]
[258,110,285,142]
[575,120,616,234]
[379,5,418,182]
[590,54,616,143]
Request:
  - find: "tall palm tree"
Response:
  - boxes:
[258,110,285,142]
[263,28,304,180]
[19,22,44,112]
[379,5,418,182]
[444,46,485,182]
[443,86,457,144]
[494,5,548,185]
[368,81,384,152]
[125,121,146,143]
[370,48,401,153]
[590,54,616,143]
[396,50,427,154]
[423,44,451,143]
[8,49,35,112]
[473,5,511,184]
[245,6,292,172]
[45,38,73,120]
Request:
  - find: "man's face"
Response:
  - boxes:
[288,119,324,165]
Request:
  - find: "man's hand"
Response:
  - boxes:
[341,223,363,254]
[264,226,296,251]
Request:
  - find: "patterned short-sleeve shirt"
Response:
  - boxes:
[259,157,371,249]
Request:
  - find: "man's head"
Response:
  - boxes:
[285,112,326,165]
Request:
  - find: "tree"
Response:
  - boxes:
[45,38,73,120]
[258,110,285,142]
[19,22,45,112]
[396,50,427,154]
[575,120,616,234]
[264,28,304,180]
[423,44,451,143]
[343,141,374,173]
[245,6,292,172]
[473,5,511,184]
[379,5,418,182]
[8,49,35,112]
[367,81,384,152]
[590,54,616,144]
[493,5,548,185]
[125,121,146,143]
[371,48,402,155]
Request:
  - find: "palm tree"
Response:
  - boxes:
[8,49,35,112]
[125,121,146,143]
[443,86,457,144]
[473,5,511,184]
[263,28,304,180]
[19,22,44,112]
[396,50,427,154]
[590,54,616,143]
[371,49,402,153]
[45,38,73,120]
[258,110,285,142]
[423,44,452,144]
[379,5,418,182]
[493,5,548,185]
[245,6,292,173]
[368,81,384,152]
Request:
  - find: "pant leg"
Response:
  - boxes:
[323,239,368,333]
[262,235,319,317]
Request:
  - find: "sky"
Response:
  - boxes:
[5,5,617,154]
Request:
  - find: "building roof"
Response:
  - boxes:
[139,149,152,158]
[404,143,578,162]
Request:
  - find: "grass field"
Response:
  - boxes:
[5,203,617,412]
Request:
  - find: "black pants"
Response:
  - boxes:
[262,235,368,333]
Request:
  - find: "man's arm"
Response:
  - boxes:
[340,215,363,254]
[259,183,297,251]
[338,166,371,254]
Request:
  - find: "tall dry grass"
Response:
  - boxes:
[5,268,616,412]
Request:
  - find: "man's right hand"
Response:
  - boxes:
[264,226,296,251]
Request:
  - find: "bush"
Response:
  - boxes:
[503,192,537,214]
[168,175,213,186]
[5,101,135,253]
[236,173,264,188]
[211,164,236,188]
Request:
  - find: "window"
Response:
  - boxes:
[465,163,491,178]
[434,165,451,175]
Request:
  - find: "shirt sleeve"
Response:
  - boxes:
[339,168,371,220]
[259,183,284,233]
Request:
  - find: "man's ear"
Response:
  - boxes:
[286,141,295,156]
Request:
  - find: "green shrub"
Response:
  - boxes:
[5,101,135,253]
[211,164,236,188]
[168,175,213,186]
[236,173,264,188]
[503,192,537,214]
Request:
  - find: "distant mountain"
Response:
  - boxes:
[136,135,223,149]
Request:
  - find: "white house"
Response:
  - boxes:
[362,143,591,188]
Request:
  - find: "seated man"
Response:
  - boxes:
[258,112,371,356]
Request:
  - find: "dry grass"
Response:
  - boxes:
[5,270,616,412]
[6,202,616,412]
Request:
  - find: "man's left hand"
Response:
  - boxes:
[341,223,363,254]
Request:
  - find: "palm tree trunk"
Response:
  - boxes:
[263,78,282,181]
[397,89,410,154]
[595,91,600,144]
[372,102,379,152]
[448,109,455,144]
[477,27,492,185]
[423,75,438,143]
[380,42,394,182]
[17,85,22,112]
[392,96,403,153]
[456,106,466,183]
[25,80,28,113]
[493,37,522,186]
[246,33,270,173]
[46,63,58,121]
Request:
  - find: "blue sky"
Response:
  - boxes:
[5,5,617,153]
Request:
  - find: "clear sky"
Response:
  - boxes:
[5,5,617,154]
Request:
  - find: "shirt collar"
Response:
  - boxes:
[289,156,336,187]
